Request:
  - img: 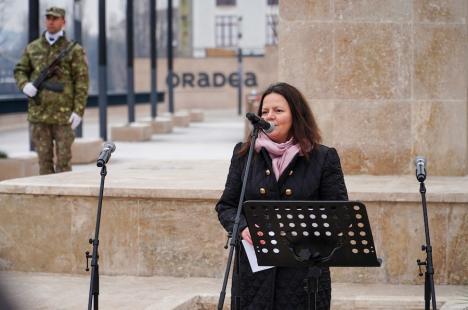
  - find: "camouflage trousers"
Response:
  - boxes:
[31,122,75,175]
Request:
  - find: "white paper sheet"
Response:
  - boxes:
[241,240,274,273]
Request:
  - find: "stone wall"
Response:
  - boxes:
[0,193,466,285]
[279,0,467,176]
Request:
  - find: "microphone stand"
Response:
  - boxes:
[85,163,108,310]
[416,178,437,310]
[217,125,261,310]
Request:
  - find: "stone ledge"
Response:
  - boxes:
[0,152,38,181]
[0,161,467,202]
[0,168,466,283]
[189,109,204,122]
[172,111,191,127]
[110,123,152,141]
[71,138,104,164]
[139,117,173,134]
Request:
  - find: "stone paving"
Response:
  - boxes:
[0,107,245,168]
[1,271,467,310]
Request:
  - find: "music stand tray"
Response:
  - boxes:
[243,200,381,268]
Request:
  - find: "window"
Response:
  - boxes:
[266,14,278,45]
[216,0,236,6]
[215,15,240,48]
[267,0,279,5]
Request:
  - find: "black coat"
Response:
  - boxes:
[216,142,348,310]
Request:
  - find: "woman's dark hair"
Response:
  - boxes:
[239,82,322,157]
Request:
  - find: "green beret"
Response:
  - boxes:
[46,7,65,18]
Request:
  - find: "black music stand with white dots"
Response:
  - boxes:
[243,200,382,310]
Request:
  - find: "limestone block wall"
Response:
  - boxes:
[0,191,466,285]
[279,0,467,176]
[0,194,226,277]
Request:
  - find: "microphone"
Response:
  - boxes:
[96,142,116,167]
[415,156,426,182]
[245,112,275,133]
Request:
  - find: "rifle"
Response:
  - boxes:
[31,41,78,104]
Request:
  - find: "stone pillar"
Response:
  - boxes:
[279,0,467,175]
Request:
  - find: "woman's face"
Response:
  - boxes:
[261,93,293,143]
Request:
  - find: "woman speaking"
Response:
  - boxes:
[216,82,348,309]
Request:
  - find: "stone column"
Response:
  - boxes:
[279,0,467,175]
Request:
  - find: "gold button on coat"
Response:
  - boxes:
[285,189,292,196]
[265,169,271,176]
[259,188,266,195]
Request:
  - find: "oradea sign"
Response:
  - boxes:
[169,71,258,88]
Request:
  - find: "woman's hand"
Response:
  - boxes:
[241,227,252,245]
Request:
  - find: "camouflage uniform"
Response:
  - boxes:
[14,31,89,174]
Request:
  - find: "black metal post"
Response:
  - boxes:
[126,0,135,123]
[98,0,108,141]
[28,0,39,151]
[237,47,243,116]
[28,0,39,42]
[74,0,84,137]
[167,0,174,114]
[149,0,158,118]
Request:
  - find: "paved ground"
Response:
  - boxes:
[0,107,245,170]
[0,271,467,310]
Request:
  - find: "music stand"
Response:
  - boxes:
[243,200,381,310]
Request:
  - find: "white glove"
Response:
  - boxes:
[69,112,82,130]
[23,82,37,97]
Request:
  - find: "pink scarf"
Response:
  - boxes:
[255,131,301,180]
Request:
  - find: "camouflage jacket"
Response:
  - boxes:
[14,32,89,125]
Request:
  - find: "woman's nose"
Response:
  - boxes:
[265,111,275,120]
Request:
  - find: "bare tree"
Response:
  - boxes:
[107,14,127,92]
[0,0,13,51]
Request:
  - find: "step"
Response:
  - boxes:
[71,137,104,164]
[110,122,153,141]
[0,152,38,181]
[189,109,204,122]
[1,272,466,310]
[139,116,173,134]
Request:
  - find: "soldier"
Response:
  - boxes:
[14,6,89,175]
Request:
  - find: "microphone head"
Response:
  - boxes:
[263,122,276,134]
[103,142,116,153]
[245,112,257,122]
[415,155,427,182]
[415,156,426,166]
[245,112,275,133]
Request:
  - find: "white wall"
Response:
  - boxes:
[193,1,216,54]
[193,0,276,57]
[238,0,265,51]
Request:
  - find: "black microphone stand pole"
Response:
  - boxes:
[416,178,437,310]
[217,124,261,310]
[86,163,108,310]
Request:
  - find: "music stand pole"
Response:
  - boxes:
[217,126,260,310]
[417,180,437,310]
[86,164,108,310]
